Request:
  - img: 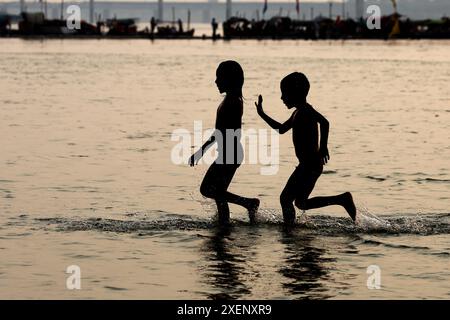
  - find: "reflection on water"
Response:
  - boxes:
[5,212,445,299]
[1,213,449,299]
[0,39,449,299]
[199,225,357,299]
[279,229,335,299]
[200,226,254,299]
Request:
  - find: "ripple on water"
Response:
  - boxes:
[33,210,450,236]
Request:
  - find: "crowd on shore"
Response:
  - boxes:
[223,15,450,39]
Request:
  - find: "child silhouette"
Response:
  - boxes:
[190,60,260,224]
[255,72,356,225]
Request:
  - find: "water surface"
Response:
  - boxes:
[0,39,449,299]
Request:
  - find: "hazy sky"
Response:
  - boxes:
[1,0,347,3]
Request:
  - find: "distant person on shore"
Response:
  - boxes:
[255,72,357,225]
[150,17,157,35]
[211,18,218,39]
[178,19,184,33]
[189,61,260,224]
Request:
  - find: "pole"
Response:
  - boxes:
[172,6,175,27]
[355,0,363,19]
[89,0,94,24]
[158,0,163,22]
[187,9,190,30]
[226,0,231,20]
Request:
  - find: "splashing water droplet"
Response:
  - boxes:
[355,206,392,231]
[256,208,282,224]
[297,210,310,225]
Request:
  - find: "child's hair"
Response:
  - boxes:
[281,72,310,100]
[216,60,244,100]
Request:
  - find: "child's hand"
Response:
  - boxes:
[254,95,264,115]
[319,147,330,165]
[189,151,201,167]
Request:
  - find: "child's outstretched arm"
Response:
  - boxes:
[189,133,216,166]
[255,95,292,134]
[312,108,330,165]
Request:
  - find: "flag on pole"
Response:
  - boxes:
[389,0,400,38]
[296,0,300,16]
[390,0,397,13]
[389,18,400,38]
[263,0,268,15]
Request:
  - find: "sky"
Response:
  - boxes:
[0,0,351,3]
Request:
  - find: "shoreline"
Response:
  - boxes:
[1,34,450,41]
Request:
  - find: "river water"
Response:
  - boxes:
[0,38,449,299]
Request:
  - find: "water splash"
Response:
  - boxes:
[32,210,449,236]
[353,206,444,234]
[255,208,282,224]
[297,210,313,226]
[356,206,394,231]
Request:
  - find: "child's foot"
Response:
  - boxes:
[341,192,357,222]
[246,198,260,224]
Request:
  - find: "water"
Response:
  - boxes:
[0,38,449,299]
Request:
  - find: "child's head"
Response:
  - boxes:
[216,60,244,99]
[280,72,310,109]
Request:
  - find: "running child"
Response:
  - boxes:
[255,72,356,225]
[190,60,260,224]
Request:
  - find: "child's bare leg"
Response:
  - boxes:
[200,163,258,222]
[280,170,299,225]
[280,193,296,225]
[222,191,260,223]
[215,199,230,224]
[281,203,296,225]
[296,192,357,221]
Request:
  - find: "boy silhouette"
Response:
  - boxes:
[255,72,356,225]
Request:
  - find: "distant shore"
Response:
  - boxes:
[2,13,449,40]
[1,34,450,41]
